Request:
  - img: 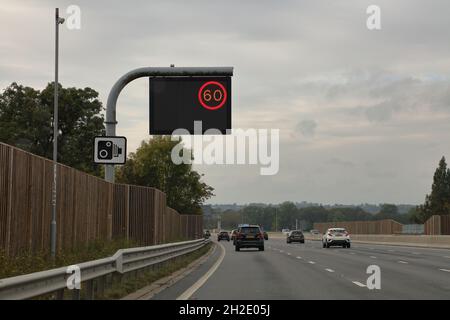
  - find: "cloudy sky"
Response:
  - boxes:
[1,0,450,205]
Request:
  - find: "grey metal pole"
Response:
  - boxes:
[275,208,278,232]
[51,8,64,258]
[104,67,233,183]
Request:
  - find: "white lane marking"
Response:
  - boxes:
[444,256,450,259]
[388,250,395,252]
[349,252,356,255]
[308,261,316,264]
[296,256,302,259]
[439,269,450,273]
[280,250,284,253]
[370,256,377,259]
[325,268,335,273]
[177,241,225,300]
[398,261,408,264]
[352,281,366,287]
[411,252,420,255]
[287,253,292,256]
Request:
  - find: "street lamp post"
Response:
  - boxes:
[51,8,65,258]
[275,208,278,232]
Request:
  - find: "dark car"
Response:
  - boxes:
[217,230,230,241]
[287,230,305,244]
[235,225,265,251]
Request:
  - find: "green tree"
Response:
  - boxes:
[415,157,450,223]
[277,202,299,230]
[328,207,372,222]
[407,207,422,224]
[116,136,214,214]
[374,204,399,220]
[0,82,105,175]
[220,210,241,230]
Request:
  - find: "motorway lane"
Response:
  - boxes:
[266,238,450,299]
[184,238,450,299]
[190,239,370,299]
[150,237,450,299]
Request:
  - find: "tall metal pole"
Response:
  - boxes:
[51,8,64,258]
[275,208,278,232]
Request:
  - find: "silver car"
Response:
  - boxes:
[322,228,351,248]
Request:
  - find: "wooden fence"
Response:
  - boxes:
[314,215,450,235]
[0,142,202,256]
[313,219,403,235]
[425,215,450,235]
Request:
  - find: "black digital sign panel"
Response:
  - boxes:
[149,77,231,134]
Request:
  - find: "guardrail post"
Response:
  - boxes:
[85,280,94,300]
[96,276,105,298]
[72,289,81,300]
[106,274,113,290]
[113,272,123,288]
[55,289,64,300]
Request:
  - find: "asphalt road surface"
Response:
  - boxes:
[151,237,450,300]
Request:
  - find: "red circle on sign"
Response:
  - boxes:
[198,81,227,110]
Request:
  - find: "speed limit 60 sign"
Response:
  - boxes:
[149,77,231,134]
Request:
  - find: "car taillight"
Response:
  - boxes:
[256,233,263,239]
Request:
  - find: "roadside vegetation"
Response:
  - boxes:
[0,82,105,177]
[0,83,214,216]
[100,243,211,300]
[116,136,214,215]
[0,238,137,279]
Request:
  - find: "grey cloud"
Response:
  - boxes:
[2,0,450,205]
[295,120,317,137]
[364,100,397,122]
[326,158,356,168]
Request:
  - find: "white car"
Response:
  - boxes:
[282,228,290,235]
[322,228,351,248]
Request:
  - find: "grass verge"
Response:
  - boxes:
[0,239,210,300]
[0,238,138,279]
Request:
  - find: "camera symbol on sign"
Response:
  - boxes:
[97,140,122,160]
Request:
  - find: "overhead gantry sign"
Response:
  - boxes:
[103,66,234,182]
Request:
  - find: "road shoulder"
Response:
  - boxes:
[143,240,224,300]
[122,242,217,300]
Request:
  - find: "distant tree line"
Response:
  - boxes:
[205,156,450,230]
[204,202,414,231]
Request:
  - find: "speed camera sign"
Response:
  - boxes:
[93,136,127,164]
